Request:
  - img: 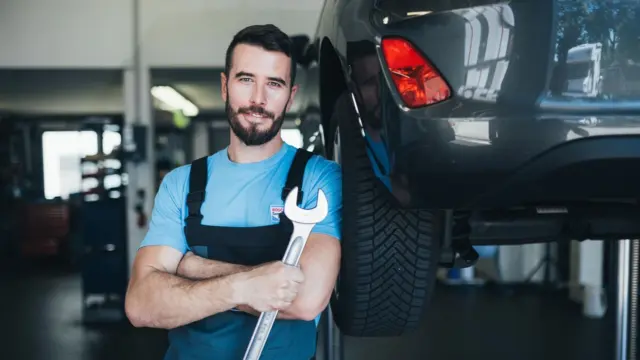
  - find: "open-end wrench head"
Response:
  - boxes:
[284,186,329,224]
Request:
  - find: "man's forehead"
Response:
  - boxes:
[230,43,291,81]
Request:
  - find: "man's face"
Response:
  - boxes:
[221,43,298,146]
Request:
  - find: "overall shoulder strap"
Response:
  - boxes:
[186,156,208,224]
[281,148,314,205]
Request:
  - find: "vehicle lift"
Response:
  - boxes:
[322,239,640,360]
[615,239,639,360]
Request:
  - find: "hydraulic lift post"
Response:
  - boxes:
[617,239,630,360]
[616,239,639,360]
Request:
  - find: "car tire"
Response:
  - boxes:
[328,92,442,337]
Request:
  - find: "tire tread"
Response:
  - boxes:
[331,93,441,337]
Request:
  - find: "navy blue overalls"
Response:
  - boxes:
[163,148,318,360]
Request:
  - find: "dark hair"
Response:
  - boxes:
[224,24,296,87]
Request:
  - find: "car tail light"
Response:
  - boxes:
[381,37,451,108]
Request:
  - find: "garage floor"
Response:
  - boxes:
[0,261,612,360]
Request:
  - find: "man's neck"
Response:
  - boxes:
[227,135,284,164]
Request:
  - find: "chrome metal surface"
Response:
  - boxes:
[617,239,631,360]
[630,240,639,360]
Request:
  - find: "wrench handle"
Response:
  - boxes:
[282,235,305,266]
[243,224,315,360]
[282,223,316,266]
[243,310,279,360]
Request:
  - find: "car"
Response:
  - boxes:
[290,0,640,338]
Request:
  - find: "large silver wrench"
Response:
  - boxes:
[242,186,329,360]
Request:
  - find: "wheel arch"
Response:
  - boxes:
[319,38,349,153]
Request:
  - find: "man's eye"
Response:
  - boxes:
[239,78,252,82]
[269,81,282,87]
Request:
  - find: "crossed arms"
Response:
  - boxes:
[125,232,341,329]
[176,232,340,319]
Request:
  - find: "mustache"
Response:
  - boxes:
[238,105,275,119]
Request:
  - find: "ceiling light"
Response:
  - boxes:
[406,11,432,16]
[150,86,199,117]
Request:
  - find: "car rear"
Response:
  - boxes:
[368,0,640,210]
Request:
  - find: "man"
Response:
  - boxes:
[125,24,342,360]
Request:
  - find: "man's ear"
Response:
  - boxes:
[220,72,228,102]
[286,84,299,112]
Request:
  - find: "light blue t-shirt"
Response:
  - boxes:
[140,142,342,253]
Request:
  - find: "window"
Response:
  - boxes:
[102,130,121,155]
[42,131,98,200]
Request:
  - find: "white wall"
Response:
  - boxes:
[568,240,604,303]
[141,0,323,67]
[0,0,324,69]
[0,0,134,68]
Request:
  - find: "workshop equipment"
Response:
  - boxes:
[243,186,329,360]
[19,202,70,258]
[80,198,128,323]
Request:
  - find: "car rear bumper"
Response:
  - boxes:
[382,115,640,209]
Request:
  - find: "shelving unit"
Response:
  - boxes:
[80,122,125,203]
[77,119,129,324]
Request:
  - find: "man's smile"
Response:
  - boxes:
[242,111,272,124]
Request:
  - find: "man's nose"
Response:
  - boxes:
[250,84,266,106]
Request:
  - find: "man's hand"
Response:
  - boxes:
[234,262,305,313]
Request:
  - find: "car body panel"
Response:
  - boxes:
[301,0,640,209]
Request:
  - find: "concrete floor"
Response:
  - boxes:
[0,260,612,360]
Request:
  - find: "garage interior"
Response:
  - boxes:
[0,1,632,360]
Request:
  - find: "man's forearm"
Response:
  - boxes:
[177,251,253,280]
[177,253,306,320]
[126,269,245,329]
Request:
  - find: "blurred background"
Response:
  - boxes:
[0,1,617,360]
[0,1,318,359]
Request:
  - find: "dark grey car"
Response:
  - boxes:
[291,0,640,339]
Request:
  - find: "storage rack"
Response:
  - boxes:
[78,119,129,324]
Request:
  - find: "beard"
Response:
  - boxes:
[225,98,287,146]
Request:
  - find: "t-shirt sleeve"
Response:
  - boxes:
[138,167,189,254]
[304,160,342,241]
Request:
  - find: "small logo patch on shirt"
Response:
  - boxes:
[270,205,284,223]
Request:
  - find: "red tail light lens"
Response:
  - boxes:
[381,37,451,108]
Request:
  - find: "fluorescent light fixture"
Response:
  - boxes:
[151,86,199,117]
[407,11,432,16]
